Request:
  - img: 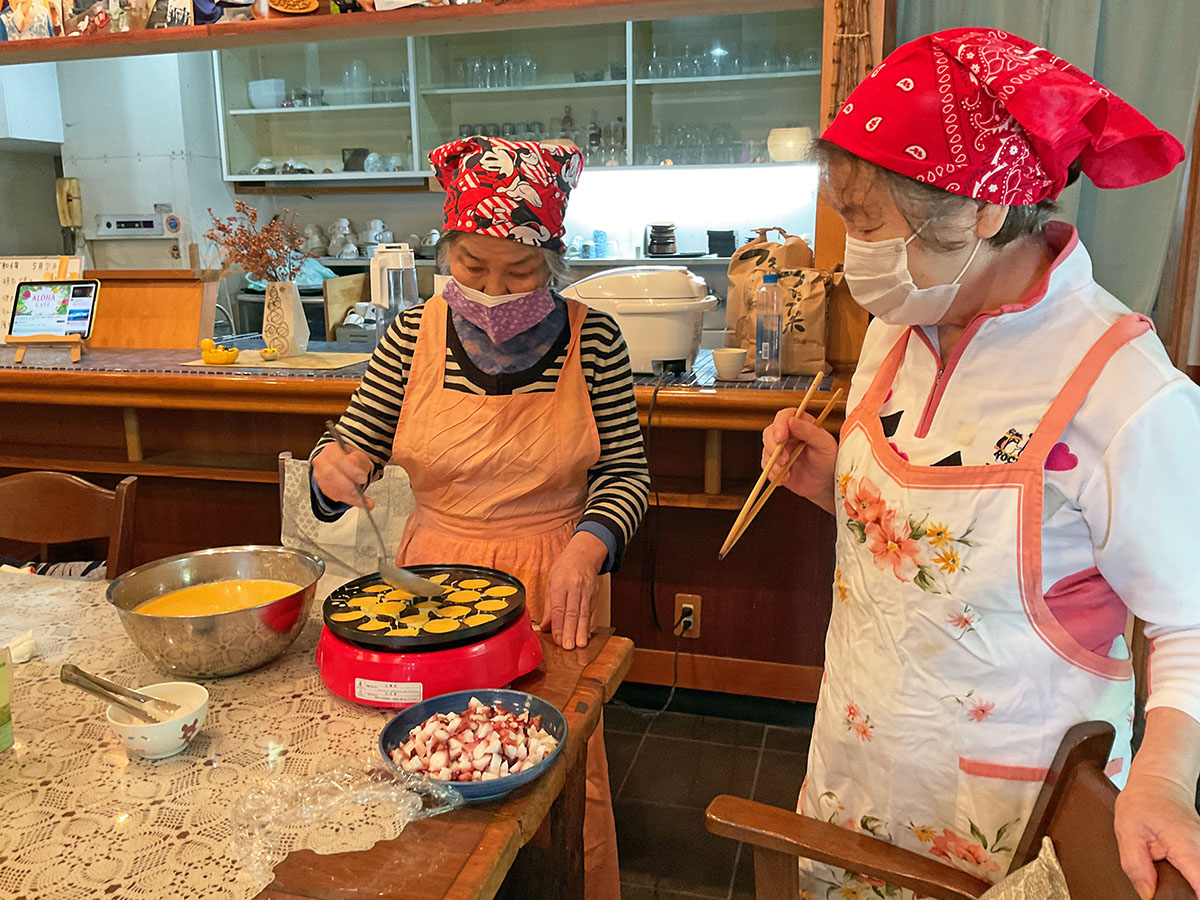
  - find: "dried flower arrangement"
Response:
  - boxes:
[206,201,307,283]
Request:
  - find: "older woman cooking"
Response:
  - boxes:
[311,136,648,900]
[763,29,1200,898]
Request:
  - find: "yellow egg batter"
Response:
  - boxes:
[400,614,430,627]
[429,573,450,584]
[385,628,421,637]
[474,599,509,612]
[384,589,414,602]
[135,579,301,617]
[483,586,517,598]
[371,601,406,616]
[362,585,390,593]
[436,605,471,619]
[423,619,460,633]
[446,590,481,604]
[464,613,497,627]
[457,579,491,590]
[357,620,390,631]
[329,610,365,622]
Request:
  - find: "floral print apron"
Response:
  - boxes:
[798,314,1148,897]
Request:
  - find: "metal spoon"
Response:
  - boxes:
[323,421,446,597]
[60,665,179,724]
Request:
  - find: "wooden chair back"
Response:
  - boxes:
[0,472,137,576]
[706,721,1191,900]
[1011,722,1192,900]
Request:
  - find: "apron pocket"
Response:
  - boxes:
[948,757,1046,882]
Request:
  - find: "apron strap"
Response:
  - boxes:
[853,327,914,418]
[1023,313,1152,463]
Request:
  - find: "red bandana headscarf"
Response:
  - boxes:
[430,136,583,253]
[822,28,1185,205]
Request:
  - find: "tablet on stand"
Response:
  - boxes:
[4,280,100,363]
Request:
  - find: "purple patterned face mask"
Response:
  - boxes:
[443,278,555,345]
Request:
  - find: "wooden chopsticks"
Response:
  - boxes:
[718,387,844,560]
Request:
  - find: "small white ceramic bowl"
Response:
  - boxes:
[712,347,748,381]
[106,682,209,760]
[248,78,286,110]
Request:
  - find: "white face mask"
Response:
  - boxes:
[450,279,532,308]
[843,229,983,326]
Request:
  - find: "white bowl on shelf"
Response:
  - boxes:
[248,79,286,110]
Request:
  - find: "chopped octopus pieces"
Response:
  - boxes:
[390,697,559,782]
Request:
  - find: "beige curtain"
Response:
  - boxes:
[896,0,1200,317]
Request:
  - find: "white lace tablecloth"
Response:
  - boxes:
[0,570,446,900]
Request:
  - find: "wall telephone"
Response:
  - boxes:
[55,178,83,229]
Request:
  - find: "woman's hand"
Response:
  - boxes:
[1116,707,1200,899]
[541,532,607,651]
[1115,773,1200,898]
[762,408,839,515]
[311,441,374,509]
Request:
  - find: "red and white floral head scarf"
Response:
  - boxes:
[822,28,1185,205]
[430,136,583,253]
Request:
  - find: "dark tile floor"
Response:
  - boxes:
[604,691,1200,900]
[604,688,815,900]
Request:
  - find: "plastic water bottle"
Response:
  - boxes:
[755,272,783,382]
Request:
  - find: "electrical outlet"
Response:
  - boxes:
[674,593,701,639]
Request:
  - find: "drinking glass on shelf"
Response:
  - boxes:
[459,124,474,138]
[484,123,500,137]
[645,43,659,78]
[669,46,689,79]
[690,44,707,77]
[515,52,536,86]
[501,55,515,88]
[467,56,484,88]
[709,42,731,76]
[802,47,820,69]
[502,122,517,137]
[484,58,501,89]
[453,58,467,86]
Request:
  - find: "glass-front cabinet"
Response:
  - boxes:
[213,8,822,183]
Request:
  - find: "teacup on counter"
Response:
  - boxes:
[712,348,748,381]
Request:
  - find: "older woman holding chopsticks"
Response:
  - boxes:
[310,136,649,900]
[752,28,1200,899]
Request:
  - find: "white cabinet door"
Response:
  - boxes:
[0,63,64,150]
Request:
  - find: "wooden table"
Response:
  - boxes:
[0,569,632,900]
[262,632,633,900]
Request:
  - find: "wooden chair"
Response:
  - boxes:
[706,722,1192,900]
[0,472,137,577]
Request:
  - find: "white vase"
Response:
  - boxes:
[262,281,309,358]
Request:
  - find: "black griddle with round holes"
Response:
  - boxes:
[321,564,527,652]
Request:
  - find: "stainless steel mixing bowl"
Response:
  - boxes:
[107,545,325,678]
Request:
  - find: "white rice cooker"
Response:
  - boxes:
[561,266,717,374]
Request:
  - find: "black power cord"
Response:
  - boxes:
[643,369,669,632]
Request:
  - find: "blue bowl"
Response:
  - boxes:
[379,689,568,803]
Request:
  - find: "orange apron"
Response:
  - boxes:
[392,295,620,900]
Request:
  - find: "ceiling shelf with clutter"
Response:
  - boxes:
[213,7,823,189]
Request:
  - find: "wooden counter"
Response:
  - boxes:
[0,344,848,703]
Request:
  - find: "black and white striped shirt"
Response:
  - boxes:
[311,298,650,568]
